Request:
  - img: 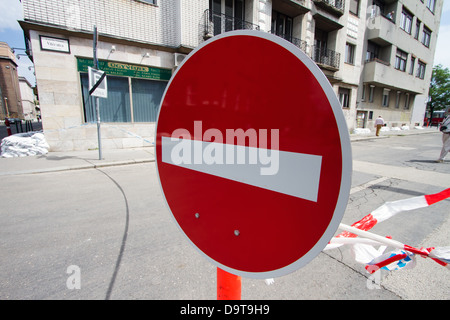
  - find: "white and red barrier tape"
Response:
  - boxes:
[324,188,450,273]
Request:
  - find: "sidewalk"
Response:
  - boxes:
[349,126,440,141]
[0,147,155,176]
[0,127,440,176]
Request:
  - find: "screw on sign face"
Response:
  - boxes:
[156,31,352,279]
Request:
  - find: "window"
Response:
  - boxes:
[81,74,131,123]
[366,41,379,61]
[345,43,355,64]
[369,85,375,103]
[272,11,293,41]
[400,8,413,34]
[395,91,401,108]
[427,0,436,13]
[139,0,156,4]
[210,0,245,35]
[382,88,390,107]
[131,78,167,122]
[349,0,360,16]
[415,19,421,40]
[371,0,385,17]
[409,56,416,75]
[422,26,431,47]
[416,61,426,79]
[395,49,408,72]
[339,87,350,108]
[404,93,410,110]
[80,75,168,123]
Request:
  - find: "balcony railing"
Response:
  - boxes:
[311,46,341,70]
[365,57,390,66]
[202,9,260,39]
[272,32,308,52]
[313,0,344,16]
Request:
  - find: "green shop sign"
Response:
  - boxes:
[77,57,172,81]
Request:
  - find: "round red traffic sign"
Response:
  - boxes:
[156,31,351,279]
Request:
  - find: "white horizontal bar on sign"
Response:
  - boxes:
[161,136,322,202]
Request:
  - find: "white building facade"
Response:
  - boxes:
[19,0,443,151]
[18,76,37,120]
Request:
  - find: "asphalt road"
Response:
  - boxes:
[0,132,449,300]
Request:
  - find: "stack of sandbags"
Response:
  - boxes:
[1,132,50,158]
[353,128,371,135]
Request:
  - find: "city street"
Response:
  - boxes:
[0,131,449,300]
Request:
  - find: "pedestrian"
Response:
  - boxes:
[436,112,450,163]
[374,116,384,136]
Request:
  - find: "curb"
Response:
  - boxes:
[350,129,439,142]
[0,158,155,176]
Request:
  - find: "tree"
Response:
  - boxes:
[428,64,450,123]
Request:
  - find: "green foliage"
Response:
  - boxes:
[428,64,450,112]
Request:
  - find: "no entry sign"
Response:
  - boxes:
[156,31,352,279]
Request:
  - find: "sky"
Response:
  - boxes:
[0,0,35,86]
[434,0,450,68]
[0,0,449,88]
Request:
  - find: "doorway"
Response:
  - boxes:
[356,111,367,128]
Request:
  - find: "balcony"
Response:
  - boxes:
[366,14,396,46]
[313,0,344,16]
[311,46,340,70]
[202,10,260,40]
[363,59,426,94]
[272,0,310,16]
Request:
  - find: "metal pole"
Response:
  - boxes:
[4,97,9,118]
[93,25,102,160]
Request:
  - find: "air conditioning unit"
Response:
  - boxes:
[174,53,187,67]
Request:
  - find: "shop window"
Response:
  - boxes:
[81,74,131,123]
[132,78,166,122]
[80,74,167,123]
